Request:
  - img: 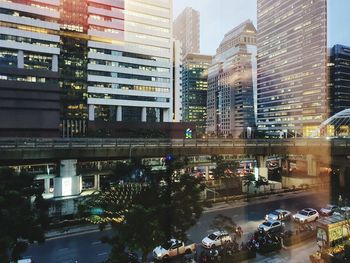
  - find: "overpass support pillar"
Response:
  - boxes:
[256,155,268,179]
[94,174,100,190]
[44,178,51,194]
[54,159,82,198]
[307,155,319,177]
[205,166,210,181]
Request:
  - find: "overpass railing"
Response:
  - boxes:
[0,138,348,149]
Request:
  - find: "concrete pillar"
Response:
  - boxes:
[44,178,51,194]
[54,160,82,197]
[116,106,122,121]
[256,155,268,179]
[52,55,58,72]
[94,174,100,190]
[306,155,319,177]
[142,107,147,122]
[205,166,210,181]
[17,50,24,68]
[88,105,95,121]
[163,108,169,122]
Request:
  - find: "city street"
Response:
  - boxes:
[24,190,330,263]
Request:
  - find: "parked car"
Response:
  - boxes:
[258,220,282,233]
[320,205,338,216]
[201,230,232,248]
[265,209,291,221]
[334,206,350,217]
[293,208,319,223]
[152,239,196,261]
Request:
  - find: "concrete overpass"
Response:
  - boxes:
[0,138,349,164]
[2,137,349,200]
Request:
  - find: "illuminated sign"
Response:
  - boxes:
[62,177,72,196]
[185,128,193,139]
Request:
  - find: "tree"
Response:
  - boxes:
[210,155,239,179]
[0,168,49,262]
[243,173,256,195]
[79,158,205,262]
[255,176,269,193]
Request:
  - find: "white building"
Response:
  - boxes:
[206,20,257,138]
[173,7,200,56]
[87,0,174,123]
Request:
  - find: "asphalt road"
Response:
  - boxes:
[24,190,330,263]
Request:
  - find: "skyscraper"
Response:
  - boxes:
[329,45,350,116]
[173,7,200,56]
[257,0,328,137]
[0,0,61,137]
[0,0,175,137]
[182,53,212,135]
[206,20,256,138]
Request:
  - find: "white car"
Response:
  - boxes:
[258,220,282,233]
[320,205,338,216]
[153,239,196,260]
[293,208,319,223]
[201,231,232,248]
[265,209,292,221]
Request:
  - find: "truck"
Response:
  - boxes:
[152,239,196,261]
[316,214,350,249]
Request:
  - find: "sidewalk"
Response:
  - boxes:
[46,224,111,240]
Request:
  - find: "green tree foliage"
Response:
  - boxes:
[80,158,204,262]
[210,155,239,179]
[0,167,49,262]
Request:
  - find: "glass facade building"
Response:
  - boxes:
[181,53,212,135]
[329,45,350,115]
[257,0,328,137]
[206,20,256,138]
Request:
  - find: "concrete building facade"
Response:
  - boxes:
[206,20,256,138]
[0,0,175,137]
[173,7,200,56]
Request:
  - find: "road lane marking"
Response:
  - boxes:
[58,248,69,251]
[98,252,108,256]
[92,241,102,245]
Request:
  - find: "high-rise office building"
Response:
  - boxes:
[0,0,175,137]
[329,45,350,116]
[173,7,200,56]
[86,0,173,124]
[257,0,328,137]
[206,20,256,138]
[182,53,212,135]
[0,0,61,137]
[172,39,182,122]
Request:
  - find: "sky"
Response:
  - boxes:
[173,0,350,55]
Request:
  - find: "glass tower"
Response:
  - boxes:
[257,0,328,137]
[182,53,212,136]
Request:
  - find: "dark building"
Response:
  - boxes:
[182,53,212,136]
[59,0,89,137]
[0,0,61,137]
[329,45,350,115]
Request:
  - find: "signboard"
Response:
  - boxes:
[185,128,193,139]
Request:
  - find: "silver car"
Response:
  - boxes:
[265,209,291,221]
